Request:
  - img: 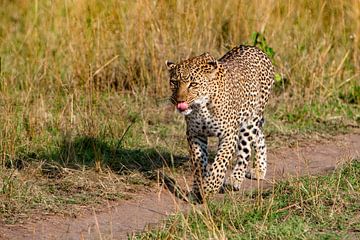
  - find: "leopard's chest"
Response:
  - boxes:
[185,104,224,137]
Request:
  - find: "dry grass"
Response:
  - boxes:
[0,0,359,223]
[136,159,360,239]
[1,0,359,95]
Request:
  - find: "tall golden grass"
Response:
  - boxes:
[1,0,359,98]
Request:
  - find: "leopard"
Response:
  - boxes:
[166,45,274,203]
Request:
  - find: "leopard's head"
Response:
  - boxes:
[166,53,220,115]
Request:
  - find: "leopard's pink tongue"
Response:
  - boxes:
[176,102,189,111]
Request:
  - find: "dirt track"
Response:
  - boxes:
[1,132,359,240]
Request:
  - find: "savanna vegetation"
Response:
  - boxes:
[0,0,359,237]
[136,159,360,239]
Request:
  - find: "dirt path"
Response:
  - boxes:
[1,132,359,240]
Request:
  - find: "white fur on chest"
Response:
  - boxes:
[179,96,209,116]
[185,97,220,136]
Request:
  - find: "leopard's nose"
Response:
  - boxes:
[175,95,187,103]
[175,88,188,103]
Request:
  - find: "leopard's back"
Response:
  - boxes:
[219,45,274,117]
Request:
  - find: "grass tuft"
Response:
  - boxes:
[136,159,360,239]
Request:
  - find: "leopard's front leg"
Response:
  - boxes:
[187,134,208,203]
[203,132,237,195]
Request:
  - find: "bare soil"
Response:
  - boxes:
[0,132,359,240]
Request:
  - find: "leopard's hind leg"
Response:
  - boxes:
[245,122,267,180]
[224,117,267,190]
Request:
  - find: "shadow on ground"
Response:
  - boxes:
[6,135,188,179]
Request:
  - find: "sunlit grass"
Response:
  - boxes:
[136,159,360,239]
[0,0,359,224]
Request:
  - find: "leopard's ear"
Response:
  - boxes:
[201,52,216,61]
[207,59,219,78]
[165,60,176,70]
[207,60,218,69]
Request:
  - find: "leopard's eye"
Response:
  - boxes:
[170,80,177,87]
[189,82,199,88]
